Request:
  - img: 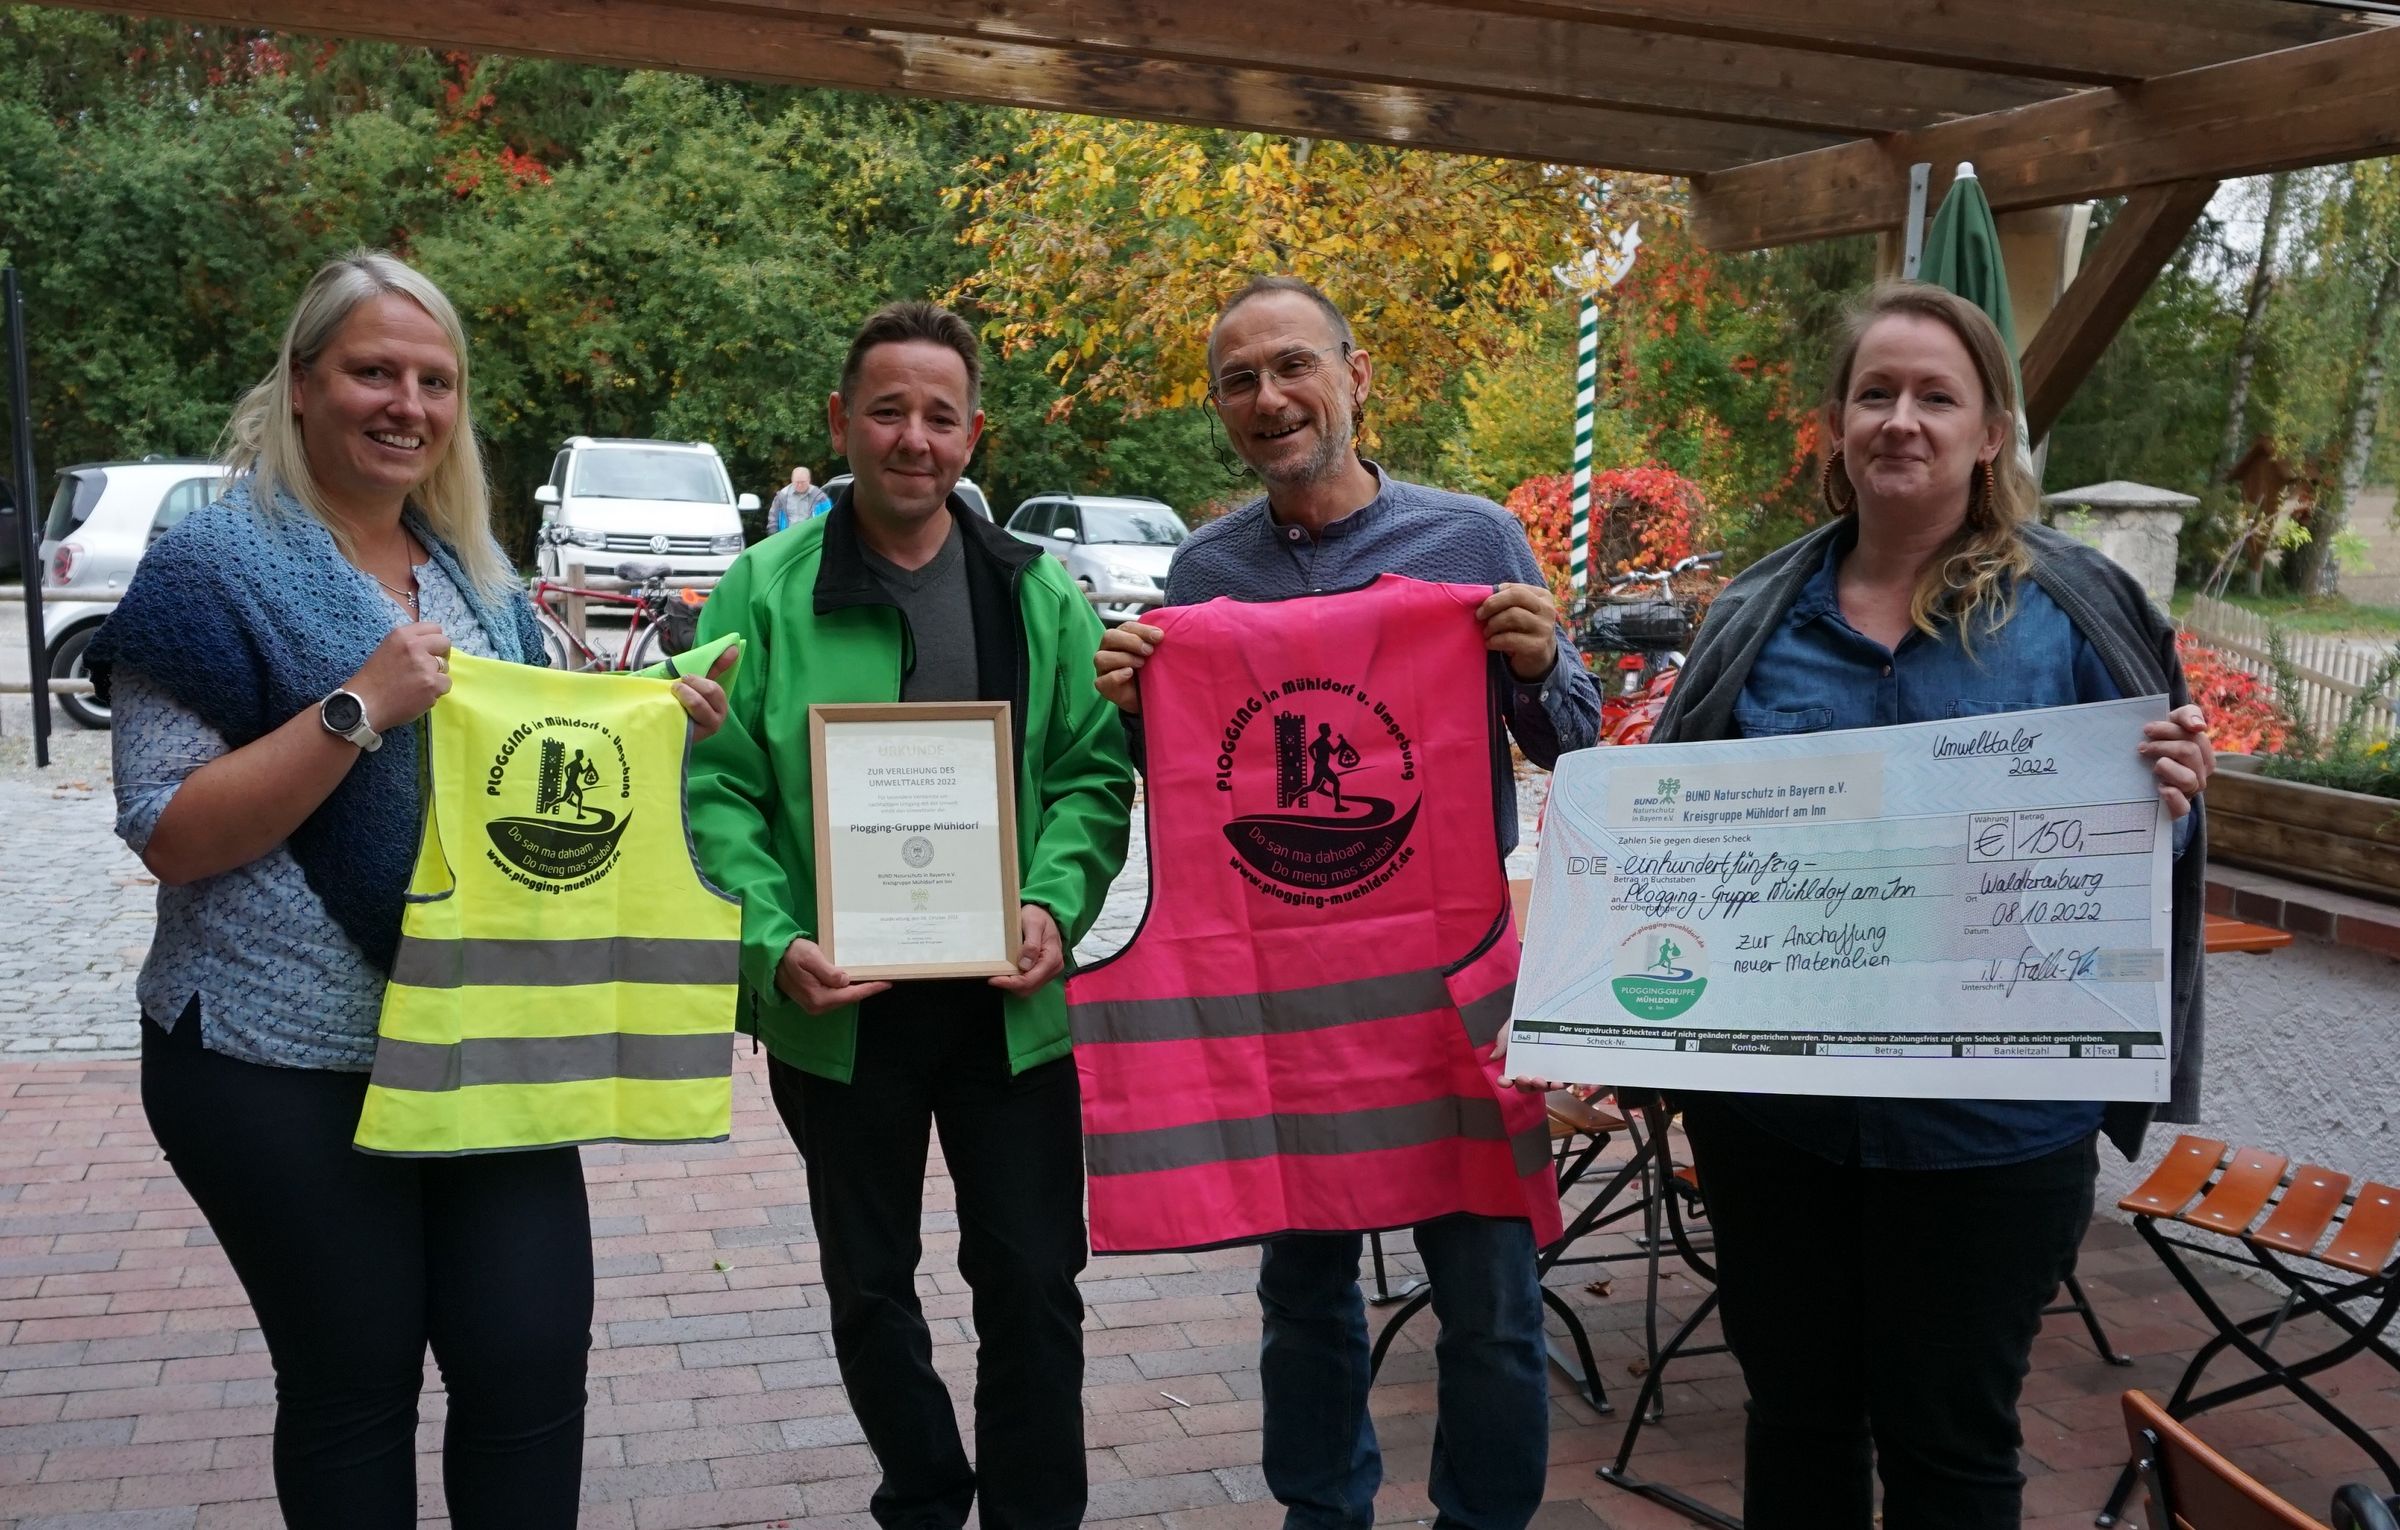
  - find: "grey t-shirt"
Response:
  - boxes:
[863,523,979,702]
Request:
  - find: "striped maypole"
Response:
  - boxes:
[1567,202,1640,595]
[1569,295,1600,593]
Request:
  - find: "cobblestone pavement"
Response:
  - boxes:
[0,775,151,1057]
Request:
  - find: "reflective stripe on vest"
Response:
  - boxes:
[1066,575,1561,1253]
[355,649,741,1156]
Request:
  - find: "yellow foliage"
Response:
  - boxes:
[946,120,1634,429]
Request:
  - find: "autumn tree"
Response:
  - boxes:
[945,121,1619,433]
[2278,159,2400,595]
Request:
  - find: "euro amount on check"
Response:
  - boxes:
[1504,696,2174,1101]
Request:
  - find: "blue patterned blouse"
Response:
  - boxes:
[112,558,502,1070]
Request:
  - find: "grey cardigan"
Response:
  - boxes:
[1650,517,2204,1161]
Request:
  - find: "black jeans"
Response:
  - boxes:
[1681,1096,2098,1530]
[767,982,1088,1530]
[140,1009,592,1530]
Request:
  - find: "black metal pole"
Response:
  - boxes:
[4,268,47,768]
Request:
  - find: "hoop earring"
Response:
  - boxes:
[1820,449,1856,516]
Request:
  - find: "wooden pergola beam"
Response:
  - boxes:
[1690,26,2400,250]
[2021,179,2219,443]
[1447,0,2366,84]
[687,0,2064,137]
[61,0,1842,172]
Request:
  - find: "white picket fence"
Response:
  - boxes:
[2181,593,2400,744]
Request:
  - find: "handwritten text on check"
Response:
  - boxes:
[1506,697,2174,1102]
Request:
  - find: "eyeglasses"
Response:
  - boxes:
[1207,344,1350,407]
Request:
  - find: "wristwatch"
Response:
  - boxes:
[319,689,382,752]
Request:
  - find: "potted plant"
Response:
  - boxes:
[2204,630,2400,903]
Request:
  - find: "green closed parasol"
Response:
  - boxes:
[1918,162,2033,465]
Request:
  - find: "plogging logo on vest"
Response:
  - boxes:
[484,718,634,893]
[1213,677,1421,907]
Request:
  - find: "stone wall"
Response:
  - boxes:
[2048,504,2185,605]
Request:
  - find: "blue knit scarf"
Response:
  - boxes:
[87,480,544,973]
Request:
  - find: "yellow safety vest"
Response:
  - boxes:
[356,646,741,1155]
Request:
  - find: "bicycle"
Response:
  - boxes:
[527,535,706,673]
[1566,551,1725,745]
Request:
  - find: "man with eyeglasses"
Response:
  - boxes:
[1094,275,1599,1530]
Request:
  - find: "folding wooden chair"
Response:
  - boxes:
[2123,1388,2329,1529]
[2100,1137,2400,1526]
[2125,1388,2400,1530]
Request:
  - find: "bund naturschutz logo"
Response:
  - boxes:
[1213,676,1421,908]
[483,717,634,893]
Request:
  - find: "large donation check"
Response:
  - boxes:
[1506,696,2174,1101]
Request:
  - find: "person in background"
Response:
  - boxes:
[690,301,1134,1530]
[87,251,730,1530]
[769,464,831,531]
[1093,274,1601,1530]
[1644,280,2213,1530]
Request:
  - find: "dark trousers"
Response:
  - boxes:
[139,1010,592,1530]
[766,983,1088,1530]
[1681,1096,2098,1530]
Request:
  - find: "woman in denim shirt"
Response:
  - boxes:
[1647,284,2215,1530]
[93,252,728,1530]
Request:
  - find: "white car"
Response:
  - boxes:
[535,437,757,590]
[1005,493,1185,624]
[38,458,226,729]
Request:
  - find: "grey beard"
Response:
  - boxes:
[1256,406,1356,489]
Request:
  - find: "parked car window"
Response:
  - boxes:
[149,477,221,544]
[43,470,107,541]
[547,450,571,489]
[1081,504,1184,545]
[1008,501,1045,534]
[571,449,726,502]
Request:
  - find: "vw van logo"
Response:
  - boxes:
[649,534,671,555]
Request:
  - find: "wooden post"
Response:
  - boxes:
[2020,181,2220,443]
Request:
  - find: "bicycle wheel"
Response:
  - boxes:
[626,621,665,674]
[536,616,588,672]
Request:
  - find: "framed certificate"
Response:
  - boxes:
[810,702,1022,980]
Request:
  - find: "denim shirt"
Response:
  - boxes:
[1725,525,2176,1169]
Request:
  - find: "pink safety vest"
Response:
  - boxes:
[1068,574,1562,1253]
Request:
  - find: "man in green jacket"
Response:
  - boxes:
[690,301,1134,1530]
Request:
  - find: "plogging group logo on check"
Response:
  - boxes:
[1213,677,1422,906]
[1613,921,1709,1019]
[484,717,635,893]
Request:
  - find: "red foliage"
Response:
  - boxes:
[1503,465,1705,600]
[441,144,553,198]
[2176,634,2290,757]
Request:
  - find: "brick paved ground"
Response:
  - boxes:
[5,1057,2399,1530]
[7,745,2394,1528]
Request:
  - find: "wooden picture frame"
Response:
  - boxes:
[808,701,1022,981]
